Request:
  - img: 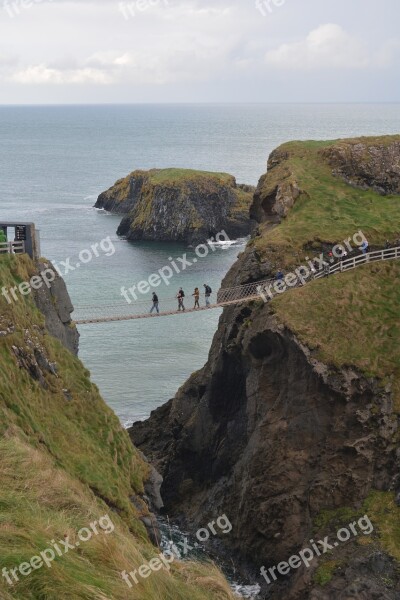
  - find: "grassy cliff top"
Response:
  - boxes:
[271,260,400,407]
[0,254,235,600]
[146,168,236,186]
[252,135,400,269]
[108,168,241,203]
[250,135,400,403]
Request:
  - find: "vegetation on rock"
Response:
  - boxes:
[95,168,255,244]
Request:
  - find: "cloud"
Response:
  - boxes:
[11,65,112,84]
[265,24,371,69]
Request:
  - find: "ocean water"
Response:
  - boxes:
[0,103,399,424]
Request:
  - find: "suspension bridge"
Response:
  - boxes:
[73,246,400,325]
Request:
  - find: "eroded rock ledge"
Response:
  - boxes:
[321,137,400,195]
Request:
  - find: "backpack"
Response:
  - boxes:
[206,286,212,294]
[180,290,185,298]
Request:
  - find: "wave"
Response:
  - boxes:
[208,237,248,248]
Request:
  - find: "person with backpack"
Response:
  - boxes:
[177,288,185,311]
[150,292,159,314]
[204,283,212,307]
[192,287,200,309]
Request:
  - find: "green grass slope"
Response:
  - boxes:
[252,136,400,269]
[0,254,234,600]
[251,136,400,405]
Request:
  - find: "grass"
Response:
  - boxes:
[147,168,235,186]
[254,137,400,269]
[0,437,234,600]
[363,491,400,563]
[271,261,400,408]
[313,561,341,586]
[105,168,237,205]
[312,490,400,582]
[0,254,235,600]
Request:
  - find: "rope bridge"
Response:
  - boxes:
[73,246,400,325]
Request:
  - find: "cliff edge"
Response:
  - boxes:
[130,135,400,599]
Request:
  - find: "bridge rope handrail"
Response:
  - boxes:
[73,246,400,324]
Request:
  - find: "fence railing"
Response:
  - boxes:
[217,246,400,303]
[73,246,400,324]
[0,241,25,255]
[314,246,400,279]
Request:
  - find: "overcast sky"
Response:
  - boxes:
[0,0,398,103]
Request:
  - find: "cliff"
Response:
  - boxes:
[0,253,235,600]
[95,168,255,245]
[130,135,400,599]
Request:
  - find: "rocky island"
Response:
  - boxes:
[130,135,400,599]
[95,168,255,245]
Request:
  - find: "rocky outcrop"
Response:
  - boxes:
[321,137,400,195]
[95,171,148,214]
[250,148,302,224]
[32,260,79,355]
[95,168,255,245]
[130,136,400,599]
[130,300,399,595]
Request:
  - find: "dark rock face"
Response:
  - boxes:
[129,138,400,598]
[321,139,400,195]
[95,173,147,214]
[32,261,79,355]
[131,298,399,598]
[95,169,255,245]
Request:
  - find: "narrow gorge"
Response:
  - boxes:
[130,135,400,599]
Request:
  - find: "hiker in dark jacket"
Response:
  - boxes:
[150,292,159,314]
[177,288,185,311]
[203,283,212,307]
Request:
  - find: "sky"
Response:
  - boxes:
[0,0,398,103]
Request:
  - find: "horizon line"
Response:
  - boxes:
[1,101,400,107]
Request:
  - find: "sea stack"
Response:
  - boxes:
[95,168,255,245]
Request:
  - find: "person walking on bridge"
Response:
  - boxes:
[150,292,159,314]
[177,288,185,311]
[192,287,200,309]
[204,283,212,307]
